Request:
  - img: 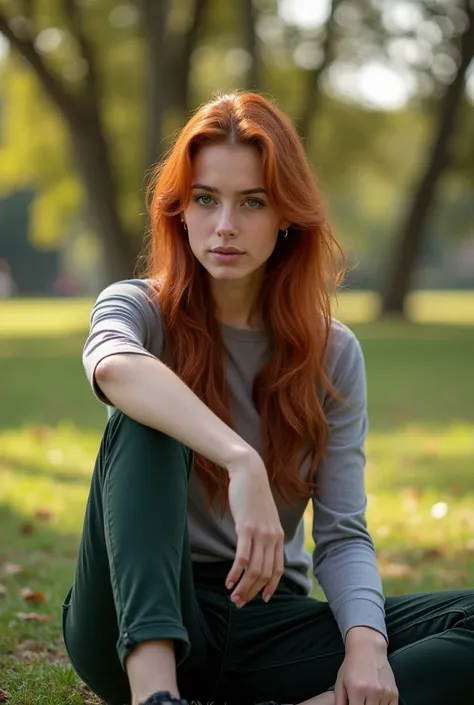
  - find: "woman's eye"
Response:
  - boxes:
[245,198,263,208]
[196,195,214,205]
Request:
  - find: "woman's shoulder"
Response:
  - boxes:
[327,317,360,352]
[325,317,364,381]
[95,277,158,304]
[92,278,163,333]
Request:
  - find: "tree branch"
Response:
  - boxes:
[61,0,99,106]
[0,9,78,121]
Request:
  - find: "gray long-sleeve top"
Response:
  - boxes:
[83,278,387,642]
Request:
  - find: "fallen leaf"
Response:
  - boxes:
[3,562,23,576]
[18,522,35,536]
[10,638,70,668]
[19,587,47,604]
[380,562,415,579]
[34,508,53,521]
[0,689,11,702]
[416,547,444,561]
[16,612,51,622]
[28,424,52,442]
[0,583,7,596]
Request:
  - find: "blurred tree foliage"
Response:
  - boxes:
[0,0,473,312]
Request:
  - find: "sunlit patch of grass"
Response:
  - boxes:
[334,290,474,325]
[0,298,92,338]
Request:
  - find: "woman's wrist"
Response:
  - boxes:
[225,444,265,477]
[345,626,388,652]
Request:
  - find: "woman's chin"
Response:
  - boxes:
[205,265,250,282]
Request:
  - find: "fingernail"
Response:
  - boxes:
[226,581,234,590]
[231,593,240,603]
[263,594,271,603]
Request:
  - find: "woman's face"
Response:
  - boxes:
[183,143,287,285]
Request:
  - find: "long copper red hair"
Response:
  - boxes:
[145,91,344,508]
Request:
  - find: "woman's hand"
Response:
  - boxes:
[335,627,398,705]
[226,452,285,607]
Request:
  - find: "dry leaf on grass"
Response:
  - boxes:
[3,563,23,576]
[11,639,69,666]
[19,587,47,604]
[380,562,416,579]
[78,684,104,704]
[16,612,51,622]
[34,508,53,521]
[18,522,35,536]
[0,689,11,702]
[27,425,52,442]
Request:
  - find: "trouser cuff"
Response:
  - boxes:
[118,623,191,670]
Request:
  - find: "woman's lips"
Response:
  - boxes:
[210,251,244,263]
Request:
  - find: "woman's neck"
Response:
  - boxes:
[211,277,263,330]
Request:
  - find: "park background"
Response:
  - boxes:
[0,0,473,702]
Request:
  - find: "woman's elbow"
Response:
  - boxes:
[94,355,128,391]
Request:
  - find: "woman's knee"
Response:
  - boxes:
[104,410,192,476]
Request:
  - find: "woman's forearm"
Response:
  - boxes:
[95,354,259,472]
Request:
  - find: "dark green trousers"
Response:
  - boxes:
[63,411,474,705]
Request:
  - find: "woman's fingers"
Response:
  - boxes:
[263,540,284,601]
[226,466,285,606]
[227,528,284,607]
[226,528,252,590]
[231,538,265,606]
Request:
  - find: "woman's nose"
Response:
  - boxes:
[216,206,237,237]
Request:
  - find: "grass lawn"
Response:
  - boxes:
[1,290,473,703]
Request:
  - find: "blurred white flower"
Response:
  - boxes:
[431,501,448,519]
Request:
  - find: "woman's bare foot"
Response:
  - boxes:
[297,692,335,705]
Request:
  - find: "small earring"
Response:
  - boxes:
[182,221,187,231]
[283,229,288,238]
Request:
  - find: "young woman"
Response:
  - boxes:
[63,91,474,705]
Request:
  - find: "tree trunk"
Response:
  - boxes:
[141,0,208,169]
[140,0,170,168]
[0,6,137,284]
[71,111,137,283]
[298,0,341,148]
[380,8,474,317]
[242,0,260,90]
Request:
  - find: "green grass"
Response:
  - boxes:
[1,292,474,703]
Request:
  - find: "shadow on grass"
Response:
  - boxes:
[351,323,474,430]
[0,332,106,432]
[368,453,474,495]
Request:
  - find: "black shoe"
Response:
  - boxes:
[139,691,189,705]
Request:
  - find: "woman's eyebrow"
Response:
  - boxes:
[191,184,268,195]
